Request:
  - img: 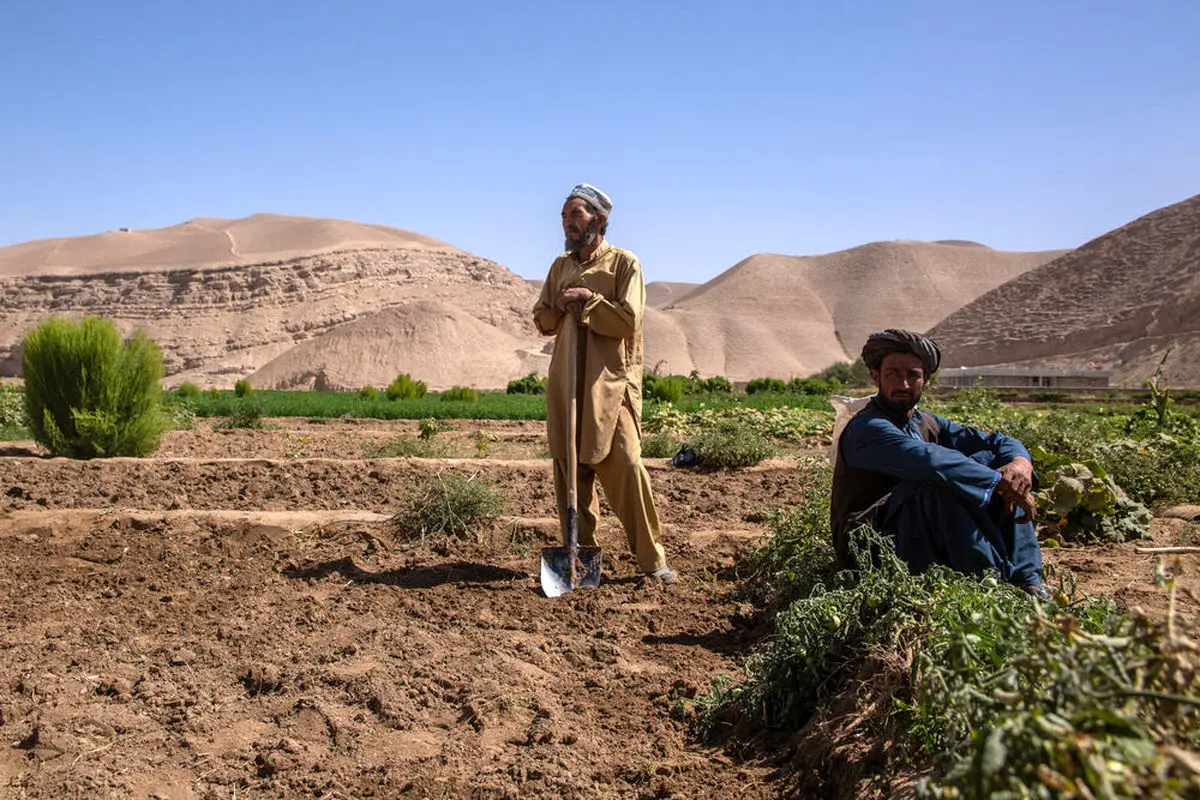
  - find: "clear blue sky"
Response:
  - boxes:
[3,1,1198,283]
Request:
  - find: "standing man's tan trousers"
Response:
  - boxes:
[552,404,666,573]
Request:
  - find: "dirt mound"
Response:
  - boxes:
[0,213,455,277]
[928,193,1200,387]
[644,241,1063,380]
[249,301,549,391]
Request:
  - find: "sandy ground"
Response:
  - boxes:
[0,420,1196,798]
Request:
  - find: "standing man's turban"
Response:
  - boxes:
[861,329,942,375]
[566,183,613,217]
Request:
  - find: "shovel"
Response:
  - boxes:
[541,317,602,597]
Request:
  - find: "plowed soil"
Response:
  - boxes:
[1,420,1196,799]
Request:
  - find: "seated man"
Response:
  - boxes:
[830,329,1047,597]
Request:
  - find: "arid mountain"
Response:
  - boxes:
[0,215,543,390]
[928,193,1200,387]
[645,281,700,308]
[642,242,1063,379]
[0,214,1064,390]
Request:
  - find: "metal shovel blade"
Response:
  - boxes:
[539,545,603,598]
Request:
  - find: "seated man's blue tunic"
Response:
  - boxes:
[836,401,1043,587]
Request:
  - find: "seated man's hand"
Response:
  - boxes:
[1007,491,1037,523]
[996,457,1034,500]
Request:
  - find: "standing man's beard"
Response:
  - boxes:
[564,218,600,253]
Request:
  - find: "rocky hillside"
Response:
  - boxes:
[928,193,1200,387]
[0,216,544,390]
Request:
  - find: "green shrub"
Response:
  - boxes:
[688,420,776,469]
[386,373,427,400]
[786,376,839,395]
[641,431,682,459]
[359,385,379,400]
[441,386,479,403]
[0,383,26,429]
[207,387,221,401]
[746,377,787,395]
[506,372,546,395]
[740,458,836,607]
[393,471,504,539]
[646,374,687,403]
[365,435,447,458]
[22,316,168,458]
[217,398,264,429]
[811,358,871,387]
[176,381,202,398]
[234,379,253,398]
[697,375,733,393]
[418,417,442,440]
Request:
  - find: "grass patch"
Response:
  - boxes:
[687,421,777,469]
[393,471,504,540]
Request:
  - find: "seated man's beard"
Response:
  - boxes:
[565,220,599,253]
[877,388,921,415]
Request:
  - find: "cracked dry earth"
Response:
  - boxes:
[0,420,807,799]
[1,419,1197,799]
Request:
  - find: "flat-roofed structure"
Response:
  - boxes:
[938,367,1111,390]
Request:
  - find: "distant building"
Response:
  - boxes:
[939,367,1110,390]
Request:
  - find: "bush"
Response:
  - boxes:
[697,375,733,393]
[506,372,546,395]
[688,420,776,469]
[234,379,253,398]
[176,381,202,398]
[0,383,26,429]
[365,436,447,458]
[787,376,839,395]
[811,358,871,387]
[441,386,479,403]
[386,373,427,400]
[359,385,379,400]
[641,431,683,459]
[393,471,504,539]
[22,316,168,458]
[217,398,264,429]
[746,377,787,395]
[645,374,687,403]
[740,458,836,607]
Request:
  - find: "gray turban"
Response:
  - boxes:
[861,329,942,375]
[566,183,613,217]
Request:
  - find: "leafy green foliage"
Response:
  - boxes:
[175,381,202,398]
[216,398,264,429]
[359,385,379,400]
[441,385,479,403]
[418,417,442,440]
[747,377,787,395]
[739,458,837,607]
[234,378,253,398]
[641,431,683,459]
[1033,457,1152,543]
[505,372,546,395]
[161,388,545,420]
[365,435,448,458]
[22,316,168,458]
[0,383,26,430]
[393,471,504,540]
[687,420,776,469]
[386,373,428,400]
[646,405,833,443]
[786,376,841,395]
[811,358,872,388]
[644,373,687,403]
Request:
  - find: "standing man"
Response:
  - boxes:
[533,184,676,584]
[830,329,1047,597]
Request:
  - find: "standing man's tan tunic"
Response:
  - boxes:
[533,240,667,573]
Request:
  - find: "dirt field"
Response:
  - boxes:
[1,420,1197,799]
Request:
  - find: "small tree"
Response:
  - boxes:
[441,386,480,402]
[387,373,427,400]
[22,316,168,458]
[175,381,202,398]
[234,379,253,398]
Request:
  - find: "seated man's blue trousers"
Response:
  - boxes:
[878,451,1043,587]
